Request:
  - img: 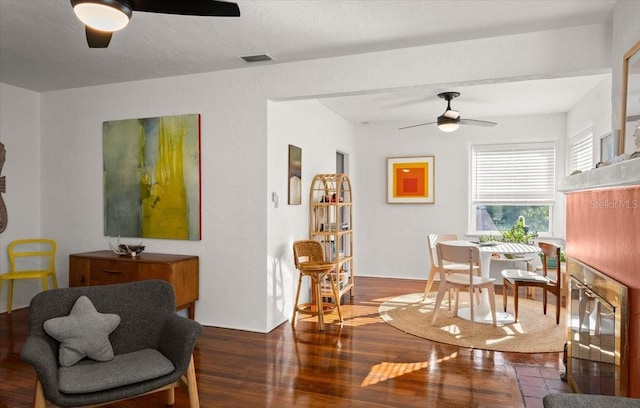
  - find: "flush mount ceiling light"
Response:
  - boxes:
[399,91,498,132]
[71,0,132,32]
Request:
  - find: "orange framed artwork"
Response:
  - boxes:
[387,156,435,204]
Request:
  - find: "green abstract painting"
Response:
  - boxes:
[103,114,201,240]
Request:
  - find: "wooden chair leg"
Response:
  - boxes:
[502,279,508,312]
[469,288,475,337]
[7,280,14,314]
[313,275,325,331]
[329,274,343,322]
[291,275,304,327]
[513,285,519,323]
[453,287,460,316]
[423,268,437,300]
[167,387,175,406]
[34,379,46,408]
[555,291,561,324]
[431,286,447,325]
[185,355,200,408]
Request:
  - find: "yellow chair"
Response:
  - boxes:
[0,239,57,313]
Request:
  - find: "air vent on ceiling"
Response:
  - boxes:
[239,54,275,63]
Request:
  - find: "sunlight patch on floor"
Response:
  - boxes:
[295,303,390,327]
[361,352,458,387]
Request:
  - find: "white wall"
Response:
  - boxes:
[266,99,355,330]
[0,23,617,330]
[566,76,613,169]
[354,114,566,280]
[0,83,42,311]
[36,70,270,331]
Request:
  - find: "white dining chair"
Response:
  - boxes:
[424,234,480,301]
[431,242,497,335]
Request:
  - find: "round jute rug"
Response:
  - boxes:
[378,292,566,353]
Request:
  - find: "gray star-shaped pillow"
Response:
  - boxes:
[44,295,121,367]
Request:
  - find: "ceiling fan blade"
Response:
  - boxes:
[399,122,436,130]
[459,119,498,127]
[86,26,112,48]
[131,0,240,16]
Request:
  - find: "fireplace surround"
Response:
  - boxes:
[560,158,640,397]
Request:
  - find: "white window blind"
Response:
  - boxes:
[569,129,593,173]
[472,143,556,204]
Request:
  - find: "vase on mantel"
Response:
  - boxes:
[632,120,640,159]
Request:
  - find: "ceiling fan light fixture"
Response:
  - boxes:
[443,109,460,120]
[437,116,460,132]
[71,0,132,32]
[398,91,497,132]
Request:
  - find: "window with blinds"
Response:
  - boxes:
[471,143,555,235]
[568,129,593,173]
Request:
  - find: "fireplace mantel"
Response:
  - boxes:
[558,158,640,193]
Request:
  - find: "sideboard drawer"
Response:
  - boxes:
[89,260,138,284]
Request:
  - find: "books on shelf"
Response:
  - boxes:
[320,272,349,292]
[320,222,350,232]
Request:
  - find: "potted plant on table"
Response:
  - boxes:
[500,216,538,244]
[499,216,538,258]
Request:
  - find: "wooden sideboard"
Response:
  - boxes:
[69,251,199,319]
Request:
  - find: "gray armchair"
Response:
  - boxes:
[20,280,202,407]
[543,394,640,408]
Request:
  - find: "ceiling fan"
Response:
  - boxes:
[399,92,498,132]
[70,0,241,48]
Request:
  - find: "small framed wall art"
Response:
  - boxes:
[288,144,302,205]
[387,156,435,204]
[600,130,619,163]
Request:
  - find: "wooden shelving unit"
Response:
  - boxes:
[308,173,354,303]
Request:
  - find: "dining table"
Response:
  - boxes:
[441,240,541,324]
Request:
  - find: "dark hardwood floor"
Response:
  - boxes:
[0,277,563,407]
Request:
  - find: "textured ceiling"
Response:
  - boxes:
[0,0,617,123]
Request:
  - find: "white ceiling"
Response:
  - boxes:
[0,0,617,124]
[318,75,611,126]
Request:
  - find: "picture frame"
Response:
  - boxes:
[103,114,201,240]
[387,156,435,204]
[288,144,302,205]
[600,130,619,163]
[620,40,640,155]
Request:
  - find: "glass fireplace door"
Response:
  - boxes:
[569,276,617,395]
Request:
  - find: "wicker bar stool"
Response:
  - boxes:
[292,240,343,331]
